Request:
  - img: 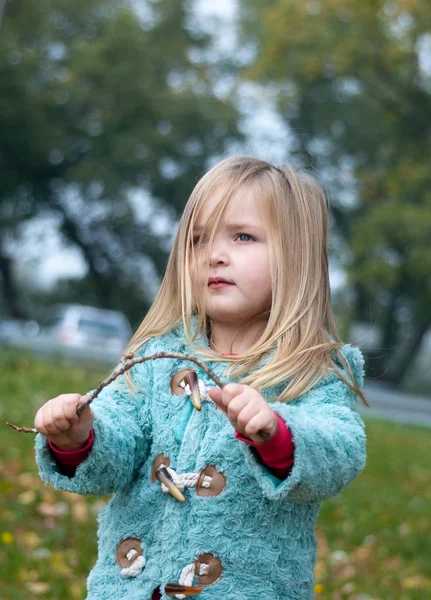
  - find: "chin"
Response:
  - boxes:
[206,307,254,324]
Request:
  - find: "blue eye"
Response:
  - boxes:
[236,232,253,242]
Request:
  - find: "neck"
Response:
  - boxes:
[208,318,268,354]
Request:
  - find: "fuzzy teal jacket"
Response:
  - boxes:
[35,323,367,599]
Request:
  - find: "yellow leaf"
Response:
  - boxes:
[18,490,37,505]
[50,551,73,577]
[1,531,14,544]
[22,531,42,550]
[72,500,89,523]
[70,582,85,598]
[18,568,38,582]
[401,575,431,590]
[26,582,51,594]
[314,559,327,579]
[18,473,40,487]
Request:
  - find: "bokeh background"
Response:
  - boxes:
[0,1,430,598]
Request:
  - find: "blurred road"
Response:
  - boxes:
[2,322,430,427]
[358,381,431,427]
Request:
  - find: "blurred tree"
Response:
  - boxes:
[239,0,431,384]
[0,0,241,325]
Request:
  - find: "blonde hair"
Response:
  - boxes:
[125,156,368,405]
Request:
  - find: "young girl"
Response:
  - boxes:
[34,156,367,600]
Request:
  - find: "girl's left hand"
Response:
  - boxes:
[208,383,277,443]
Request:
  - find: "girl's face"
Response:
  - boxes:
[191,188,272,327]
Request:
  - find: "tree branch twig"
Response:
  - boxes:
[3,351,271,441]
[3,352,225,434]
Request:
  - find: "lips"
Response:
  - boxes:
[208,277,233,285]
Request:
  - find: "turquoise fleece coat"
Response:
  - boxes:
[35,322,367,600]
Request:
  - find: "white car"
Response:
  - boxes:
[38,304,133,365]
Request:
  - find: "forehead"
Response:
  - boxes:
[194,186,265,229]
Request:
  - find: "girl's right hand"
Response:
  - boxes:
[34,394,94,451]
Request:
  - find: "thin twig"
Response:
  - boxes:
[3,351,271,441]
[77,351,226,414]
[3,352,225,434]
[2,420,36,433]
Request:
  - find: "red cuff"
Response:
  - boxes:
[49,429,95,476]
[235,413,295,479]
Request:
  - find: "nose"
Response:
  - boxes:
[209,240,229,267]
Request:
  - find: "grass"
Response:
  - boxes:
[0,350,430,599]
[316,418,431,599]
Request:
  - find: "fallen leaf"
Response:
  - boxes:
[18,490,37,505]
[401,575,431,590]
[22,531,42,549]
[72,500,89,523]
[25,581,51,594]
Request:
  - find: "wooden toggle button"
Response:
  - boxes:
[196,465,226,497]
[170,369,195,395]
[150,454,171,483]
[156,465,186,503]
[115,538,143,568]
[195,553,223,587]
[165,583,202,597]
[165,553,222,597]
[150,453,185,502]
[170,369,201,410]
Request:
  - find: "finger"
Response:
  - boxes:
[223,383,245,399]
[220,383,246,410]
[208,387,223,408]
[51,401,72,433]
[236,401,260,431]
[244,412,277,441]
[227,394,249,422]
[41,402,63,436]
[34,405,49,436]
[77,396,94,428]
[208,387,230,416]
[62,394,82,423]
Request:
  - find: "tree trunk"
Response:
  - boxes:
[353,283,370,322]
[0,0,6,29]
[0,242,28,319]
[52,201,114,309]
[386,320,430,386]
[380,290,398,351]
[378,267,411,382]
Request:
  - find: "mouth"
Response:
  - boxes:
[208,278,234,288]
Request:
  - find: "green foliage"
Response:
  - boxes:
[0,0,242,320]
[0,350,106,599]
[317,417,431,598]
[239,0,431,383]
[0,351,430,598]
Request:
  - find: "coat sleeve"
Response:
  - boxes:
[238,349,367,504]
[34,345,155,497]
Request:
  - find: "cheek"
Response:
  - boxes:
[244,253,270,283]
[245,257,272,302]
[190,254,207,285]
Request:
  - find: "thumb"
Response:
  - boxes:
[208,387,224,408]
[77,395,94,423]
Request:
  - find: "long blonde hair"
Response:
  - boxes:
[125,156,368,405]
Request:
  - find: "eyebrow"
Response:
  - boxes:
[193,222,264,233]
[226,222,264,231]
